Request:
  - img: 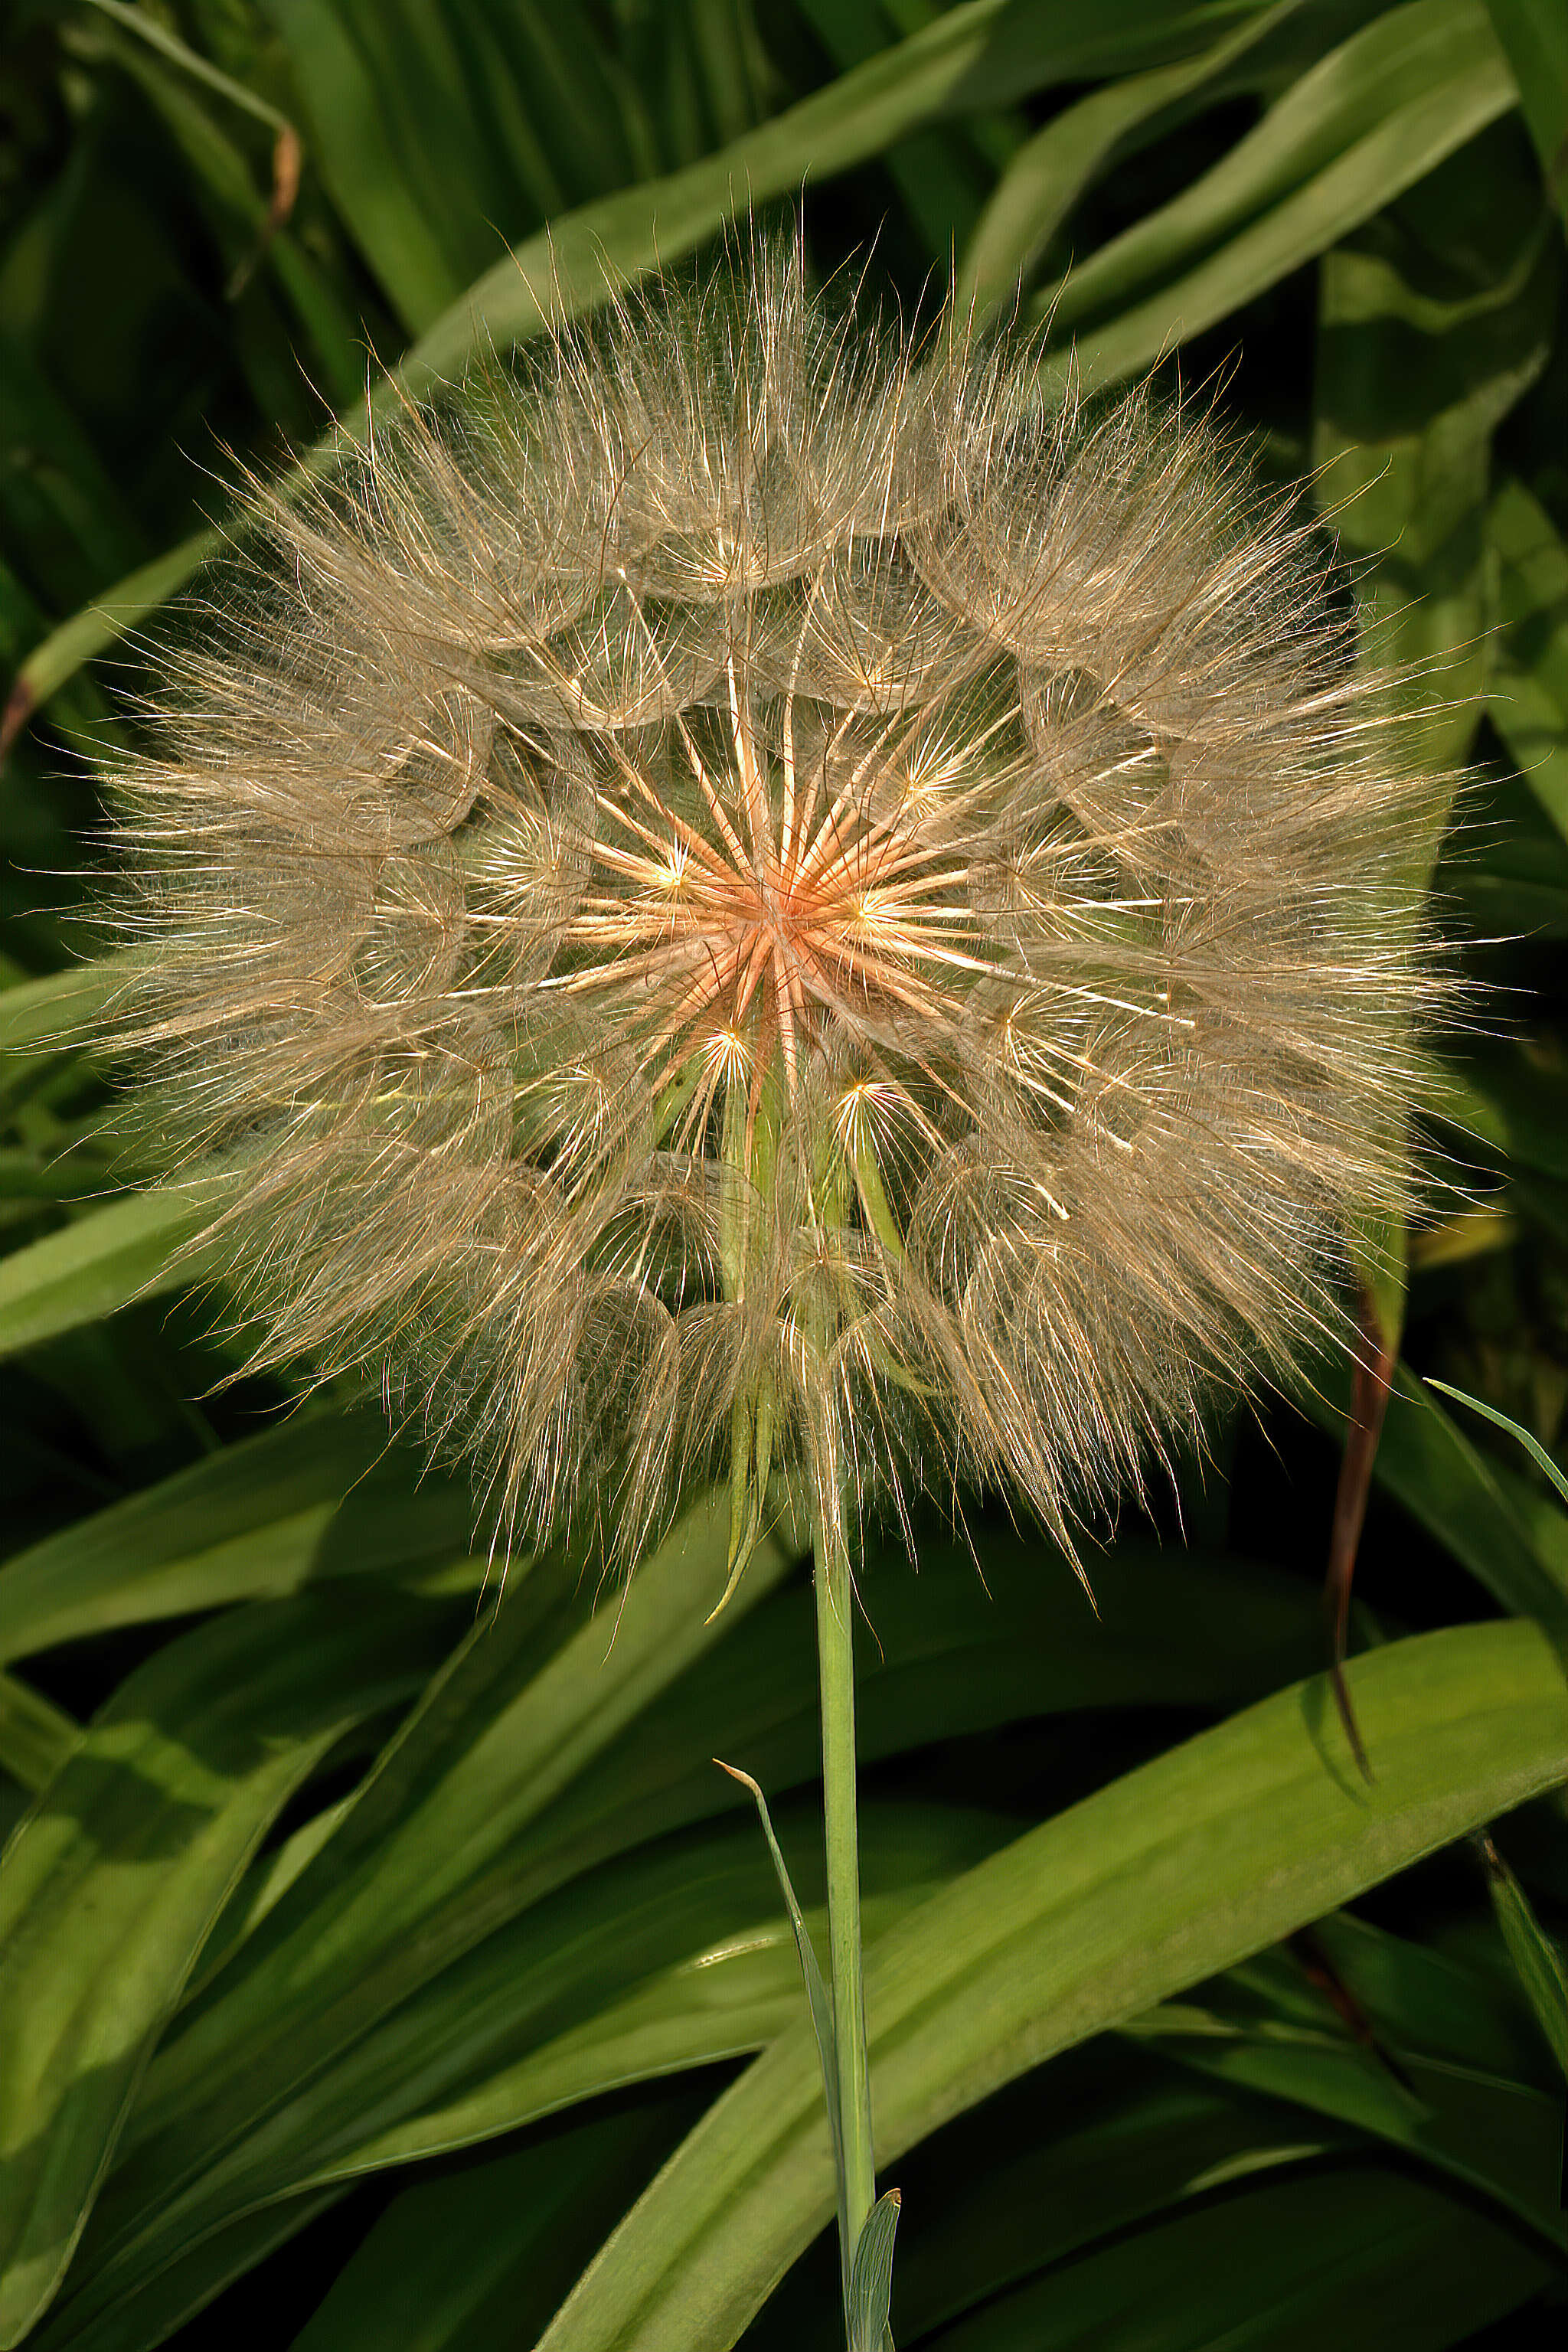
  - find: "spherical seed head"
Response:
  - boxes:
[109,242,1442,1573]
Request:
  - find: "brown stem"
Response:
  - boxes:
[1291,1928,1417,2096]
[1325,1283,1396,1782]
[0,675,36,765]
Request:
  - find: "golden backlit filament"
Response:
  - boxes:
[107,243,1441,1570]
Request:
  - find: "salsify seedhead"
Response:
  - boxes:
[109,243,1439,1576]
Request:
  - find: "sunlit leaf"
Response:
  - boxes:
[1484,0,1568,218]
[1427,1375,1568,1509]
[34,1538,1315,2336]
[0,1671,76,1794]
[534,1618,1568,2351]
[1035,0,1521,387]
[0,1407,473,1664]
[1489,473,1568,840]
[0,1587,459,2347]
[0,1185,228,1362]
[957,0,1361,323]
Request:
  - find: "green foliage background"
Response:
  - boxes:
[2,3,1567,2347]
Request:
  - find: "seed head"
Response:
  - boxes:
[108,243,1440,1578]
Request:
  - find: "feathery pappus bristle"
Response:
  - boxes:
[105,237,1445,1577]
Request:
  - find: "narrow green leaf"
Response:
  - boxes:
[560,1531,1331,1851]
[1427,1376,1568,1509]
[1315,114,1556,781]
[29,2194,345,2352]
[949,0,1292,105]
[303,1818,985,2183]
[1431,1048,1568,1184]
[792,0,991,261]
[1489,473,1568,840]
[459,1,640,201]
[42,1811,998,2344]
[40,1538,1312,2332]
[81,0,293,139]
[752,2043,1351,2349]
[7,534,223,750]
[288,2099,704,2352]
[362,0,1013,387]
[1036,0,1520,389]
[908,2166,1549,2352]
[81,1837,986,2350]
[717,1762,847,2262]
[10,0,1014,727]
[1442,866,1568,936]
[962,61,1210,325]
[0,1409,470,1664]
[957,0,1338,324]
[0,1588,456,2347]
[0,1413,360,1662]
[50,1500,786,2298]
[849,2188,901,2352]
[1302,1356,1568,1623]
[85,22,365,411]
[1478,1832,1568,2079]
[1311,1904,1560,2078]
[19,0,1290,762]
[261,0,466,329]
[0,336,147,601]
[0,960,124,1060]
[0,1153,119,1207]
[0,1674,77,1795]
[1050,0,1506,328]
[1126,1929,1566,2244]
[1484,0,1568,216]
[534,1618,1568,2352]
[0,1184,229,1362]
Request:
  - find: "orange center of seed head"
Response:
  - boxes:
[560,653,988,1131]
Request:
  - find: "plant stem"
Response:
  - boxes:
[813,1498,876,2307]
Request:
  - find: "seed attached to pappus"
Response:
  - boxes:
[106,240,1442,1575]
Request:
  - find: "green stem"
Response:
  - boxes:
[813,1498,876,2312]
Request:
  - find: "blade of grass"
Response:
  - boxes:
[49,1813,996,2350]
[1489,474,1568,840]
[0,1674,77,1795]
[1302,1356,1568,1624]
[848,2188,900,2352]
[0,1184,230,1361]
[0,959,128,1060]
[1477,1832,1568,2078]
[1034,0,1520,387]
[0,1409,459,1664]
[78,23,363,406]
[8,0,1021,738]
[285,2100,705,2352]
[44,1541,1311,2331]
[1315,122,1555,780]
[0,1588,456,2346]
[1484,0,1568,217]
[1426,1377,1568,1508]
[716,1762,848,2278]
[1125,1936,1566,2246]
[533,1616,1568,2352]
[899,2167,1549,2352]
[957,0,1360,323]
